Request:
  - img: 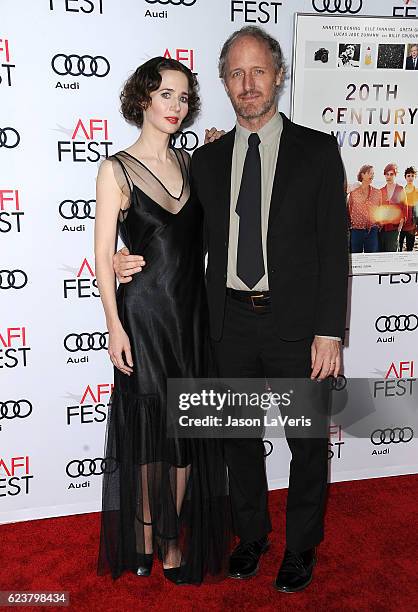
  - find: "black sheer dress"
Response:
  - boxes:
[97,147,231,584]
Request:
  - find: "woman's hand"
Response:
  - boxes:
[108,323,134,375]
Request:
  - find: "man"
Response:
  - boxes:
[405,44,418,70]
[113,26,348,593]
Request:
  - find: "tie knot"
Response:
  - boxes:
[248,133,260,148]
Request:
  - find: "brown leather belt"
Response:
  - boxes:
[226,288,271,311]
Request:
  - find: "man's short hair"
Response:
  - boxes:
[218,25,286,80]
[404,166,417,178]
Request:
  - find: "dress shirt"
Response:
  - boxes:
[226,111,340,341]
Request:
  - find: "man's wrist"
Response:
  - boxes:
[315,335,341,342]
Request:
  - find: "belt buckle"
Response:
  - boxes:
[250,293,266,309]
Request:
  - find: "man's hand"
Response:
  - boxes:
[310,336,341,380]
[204,127,226,144]
[113,246,145,284]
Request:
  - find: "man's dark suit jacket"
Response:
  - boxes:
[191,112,349,342]
[405,55,418,70]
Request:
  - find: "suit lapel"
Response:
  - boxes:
[268,113,297,232]
[213,128,235,238]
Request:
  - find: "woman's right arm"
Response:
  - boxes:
[95,159,133,376]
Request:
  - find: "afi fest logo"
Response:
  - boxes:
[328,424,344,460]
[57,118,112,162]
[163,48,195,73]
[49,0,104,14]
[0,327,30,369]
[0,38,15,87]
[378,272,418,285]
[66,383,113,425]
[63,257,99,299]
[0,456,33,497]
[393,0,418,17]
[0,190,23,233]
[311,0,363,13]
[373,360,416,398]
[230,1,283,24]
[59,198,95,233]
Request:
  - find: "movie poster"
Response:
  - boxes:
[291,14,418,275]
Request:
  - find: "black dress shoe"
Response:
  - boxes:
[274,547,316,593]
[163,567,190,585]
[228,536,270,579]
[135,553,154,577]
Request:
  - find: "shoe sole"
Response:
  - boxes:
[228,541,270,580]
[274,560,316,593]
[274,574,313,593]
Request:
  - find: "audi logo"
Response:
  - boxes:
[0,400,32,420]
[371,427,413,445]
[63,332,109,353]
[170,130,199,152]
[329,374,347,391]
[0,127,20,149]
[145,0,197,5]
[59,199,95,220]
[263,440,273,457]
[66,457,118,478]
[375,315,418,333]
[51,54,110,77]
[311,0,363,13]
[0,269,28,290]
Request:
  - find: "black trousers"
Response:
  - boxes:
[211,295,329,552]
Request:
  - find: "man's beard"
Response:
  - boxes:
[230,85,278,121]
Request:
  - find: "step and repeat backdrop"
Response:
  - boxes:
[1,0,418,523]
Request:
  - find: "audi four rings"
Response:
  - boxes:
[375,315,418,333]
[59,199,96,220]
[51,54,110,77]
[145,0,197,5]
[170,130,199,152]
[0,270,28,289]
[66,457,118,478]
[0,127,20,148]
[0,400,33,420]
[63,332,109,352]
[371,428,413,445]
[312,0,363,13]
[329,375,347,391]
[263,440,273,457]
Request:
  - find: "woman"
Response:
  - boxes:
[400,166,418,251]
[95,57,230,585]
[347,164,382,253]
[379,163,408,252]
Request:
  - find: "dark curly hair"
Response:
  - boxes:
[120,56,200,128]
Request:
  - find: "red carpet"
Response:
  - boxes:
[1,475,417,612]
